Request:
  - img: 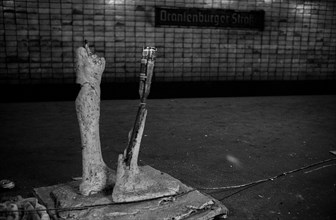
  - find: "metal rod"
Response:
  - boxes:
[124,47,157,166]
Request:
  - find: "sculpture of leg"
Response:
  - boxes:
[75,44,115,196]
[112,107,148,199]
[112,47,179,202]
[112,104,180,202]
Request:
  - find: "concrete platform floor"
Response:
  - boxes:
[1,95,336,219]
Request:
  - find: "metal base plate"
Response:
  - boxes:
[34,166,228,219]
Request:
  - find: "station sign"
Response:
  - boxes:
[155,7,265,31]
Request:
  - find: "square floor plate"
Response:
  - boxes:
[34,166,228,220]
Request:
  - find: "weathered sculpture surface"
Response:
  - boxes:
[111,47,181,202]
[33,44,228,220]
[75,43,115,196]
[74,45,179,200]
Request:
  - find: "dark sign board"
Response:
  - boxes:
[155,7,265,31]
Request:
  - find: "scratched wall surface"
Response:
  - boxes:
[0,0,335,84]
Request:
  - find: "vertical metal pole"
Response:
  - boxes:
[124,47,157,166]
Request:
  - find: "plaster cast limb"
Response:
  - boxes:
[75,42,115,196]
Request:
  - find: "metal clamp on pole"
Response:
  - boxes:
[125,46,157,166]
[139,47,157,104]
